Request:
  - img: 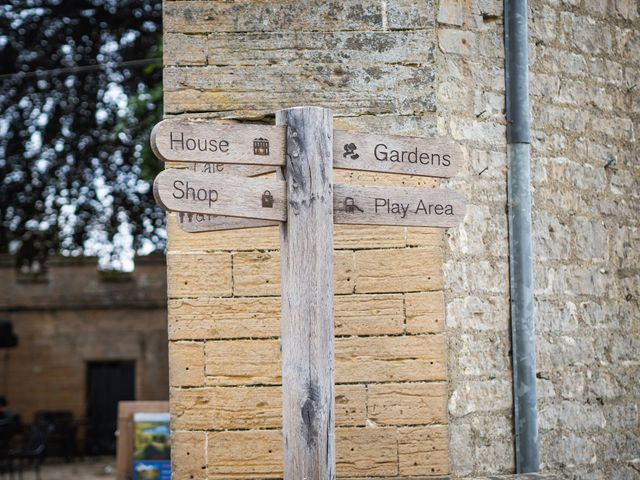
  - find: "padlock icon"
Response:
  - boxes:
[344,197,363,213]
[262,190,274,208]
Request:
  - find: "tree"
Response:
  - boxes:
[0,0,164,271]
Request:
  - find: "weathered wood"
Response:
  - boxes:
[334,183,466,227]
[333,130,463,178]
[184,160,276,177]
[153,118,462,178]
[276,106,335,479]
[153,168,286,221]
[177,212,277,232]
[177,162,278,232]
[151,118,286,165]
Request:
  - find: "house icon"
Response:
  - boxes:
[253,138,270,156]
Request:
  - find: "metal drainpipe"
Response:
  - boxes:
[505,0,540,473]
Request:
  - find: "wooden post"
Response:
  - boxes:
[276,106,335,479]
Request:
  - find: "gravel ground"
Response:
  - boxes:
[15,457,116,480]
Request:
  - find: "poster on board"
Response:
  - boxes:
[132,412,171,480]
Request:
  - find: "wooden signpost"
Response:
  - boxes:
[152,117,463,178]
[151,119,286,166]
[334,184,466,227]
[172,162,279,231]
[153,168,286,221]
[333,130,463,178]
[152,107,466,480]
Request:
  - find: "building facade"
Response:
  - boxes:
[0,254,169,453]
[163,0,639,478]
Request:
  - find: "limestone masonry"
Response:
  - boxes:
[163,0,638,478]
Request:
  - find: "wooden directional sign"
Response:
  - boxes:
[333,130,463,178]
[182,161,276,178]
[176,163,279,232]
[154,168,286,221]
[169,181,466,230]
[334,184,466,227]
[153,107,467,480]
[152,118,462,178]
[151,119,286,166]
[177,212,277,232]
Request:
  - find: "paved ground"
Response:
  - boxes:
[16,457,116,480]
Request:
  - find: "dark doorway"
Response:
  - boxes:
[85,361,135,455]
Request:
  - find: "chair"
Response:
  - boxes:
[33,411,77,461]
[9,422,51,480]
[0,420,13,477]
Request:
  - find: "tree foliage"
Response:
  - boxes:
[0,0,164,271]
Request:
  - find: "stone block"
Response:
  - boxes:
[207,430,283,478]
[536,299,579,333]
[334,225,406,250]
[545,431,598,466]
[438,0,464,26]
[449,421,473,475]
[169,341,205,387]
[168,296,280,340]
[446,294,510,331]
[335,294,405,336]
[530,5,558,44]
[205,339,281,386]
[164,62,436,116]
[207,30,435,67]
[474,437,515,474]
[170,293,410,340]
[613,0,639,19]
[354,247,442,293]
[200,335,446,385]
[171,384,366,430]
[166,213,280,252]
[171,431,206,480]
[537,335,596,370]
[336,335,446,382]
[398,425,449,475]
[232,250,354,296]
[387,0,435,29]
[533,212,572,262]
[574,217,609,263]
[406,228,444,247]
[405,291,445,333]
[167,252,232,298]
[164,33,207,66]
[164,1,383,33]
[451,333,509,377]
[336,427,399,476]
[449,379,512,416]
[438,29,476,56]
[367,382,448,425]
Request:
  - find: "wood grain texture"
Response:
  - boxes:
[276,106,336,480]
[175,162,279,231]
[154,168,286,221]
[176,212,277,232]
[334,183,466,227]
[151,118,286,165]
[333,129,463,178]
[183,160,276,177]
[153,118,462,177]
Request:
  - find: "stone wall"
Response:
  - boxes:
[164,1,451,478]
[0,255,169,424]
[437,0,639,476]
[162,0,639,479]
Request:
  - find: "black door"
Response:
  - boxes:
[85,361,135,455]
